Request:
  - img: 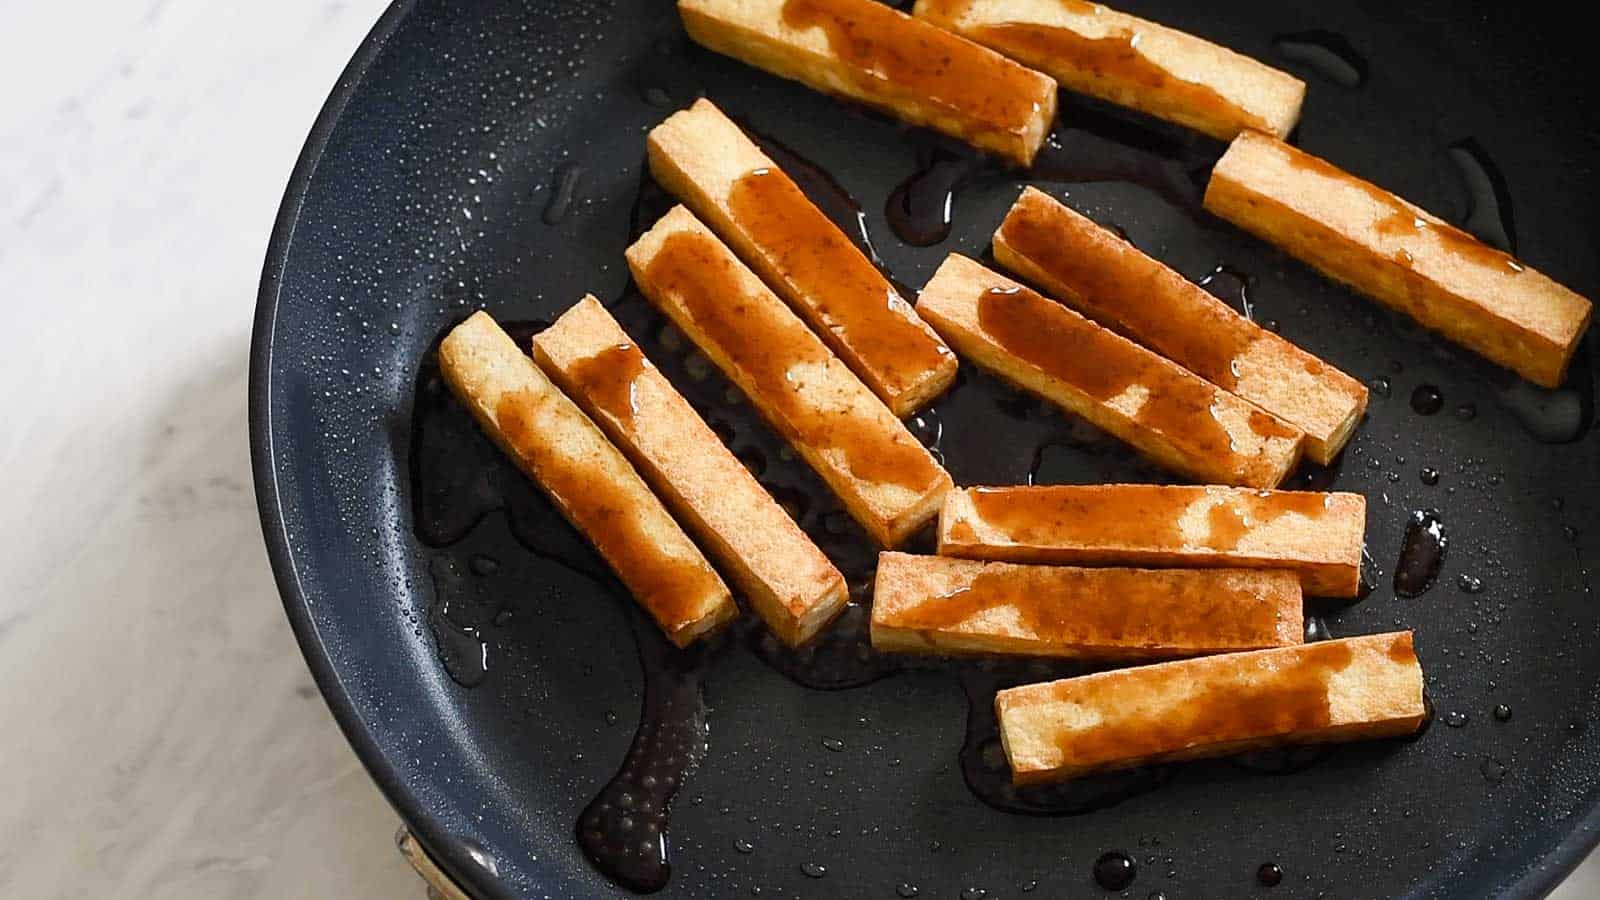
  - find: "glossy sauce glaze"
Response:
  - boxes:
[641,229,941,492]
[975,285,1290,455]
[891,562,1292,652]
[997,194,1257,390]
[727,166,951,389]
[565,341,647,428]
[923,0,1272,134]
[780,0,1047,134]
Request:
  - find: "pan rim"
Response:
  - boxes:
[247,2,1600,898]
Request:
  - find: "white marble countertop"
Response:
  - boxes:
[0,2,1593,897]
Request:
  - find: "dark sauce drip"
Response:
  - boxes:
[542,162,584,225]
[1394,510,1447,597]
[1257,862,1285,887]
[748,604,900,690]
[1196,264,1254,321]
[1093,850,1138,891]
[1410,384,1444,416]
[576,612,715,894]
[1272,31,1369,89]
[886,129,982,246]
[426,556,497,688]
[744,123,895,273]
[1031,95,1218,215]
[1446,138,1516,254]
[959,665,1171,816]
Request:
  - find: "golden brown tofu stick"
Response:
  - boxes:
[677,0,1057,165]
[939,484,1366,597]
[916,254,1304,488]
[531,296,849,646]
[914,0,1304,141]
[1205,132,1594,388]
[997,631,1425,784]
[871,552,1301,660]
[994,187,1367,464]
[626,206,953,547]
[438,311,737,646]
[647,99,957,417]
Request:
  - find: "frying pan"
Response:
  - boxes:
[250,1,1600,896]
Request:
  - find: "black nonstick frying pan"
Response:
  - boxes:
[251,1,1600,897]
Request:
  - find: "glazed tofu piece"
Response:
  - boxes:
[626,206,953,547]
[647,99,957,417]
[997,631,1426,784]
[939,484,1366,597]
[531,296,849,646]
[438,311,736,646]
[914,0,1304,141]
[677,0,1057,165]
[1205,132,1594,388]
[916,255,1304,488]
[994,188,1367,464]
[870,552,1302,660]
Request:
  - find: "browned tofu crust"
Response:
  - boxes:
[916,254,1304,488]
[938,484,1365,597]
[678,0,1057,165]
[871,552,1302,660]
[648,99,957,417]
[994,187,1367,464]
[438,311,737,646]
[914,0,1304,140]
[626,206,952,547]
[997,631,1426,783]
[1205,132,1594,388]
[532,296,849,646]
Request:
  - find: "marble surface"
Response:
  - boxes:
[0,2,1593,898]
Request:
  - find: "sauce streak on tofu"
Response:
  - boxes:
[997,199,1257,391]
[566,342,649,428]
[893,564,1289,650]
[494,389,724,629]
[1278,143,1527,275]
[922,0,1270,133]
[781,0,1047,135]
[728,167,953,389]
[1048,638,1357,768]
[976,285,1266,462]
[643,230,943,492]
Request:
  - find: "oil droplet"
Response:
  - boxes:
[896,884,921,898]
[1394,510,1447,597]
[1480,756,1509,783]
[801,862,828,879]
[1457,573,1484,594]
[1455,402,1477,420]
[1093,851,1137,891]
[1419,466,1440,486]
[735,838,755,854]
[1410,385,1444,415]
[960,889,988,900]
[1371,376,1392,398]
[1273,30,1368,88]
[1444,711,1470,728]
[1304,617,1333,643]
[822,737,846,752]
[469,554,500,576]
[1257,862,1284,887]
[1148,893,1168,900]
[1021,881,1038,893]
[542,162,584,225]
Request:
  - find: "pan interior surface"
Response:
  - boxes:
[253,1,1600,897]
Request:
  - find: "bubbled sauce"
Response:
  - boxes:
[641,229,941,492]
[727,167,951,390]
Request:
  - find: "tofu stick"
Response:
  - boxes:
[997,631,1426,784]
[939,484,1366,597]
[532,296,849,646]
[914,0,1304,141]
[626,206,953,547]
[916,255,1304,488]
[678,0,1057,165]
[994,187,1367,464]
[438,311,737,646]
[648,99,957,417]
[1205,131,1594,388]
[871,552,1302,660]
